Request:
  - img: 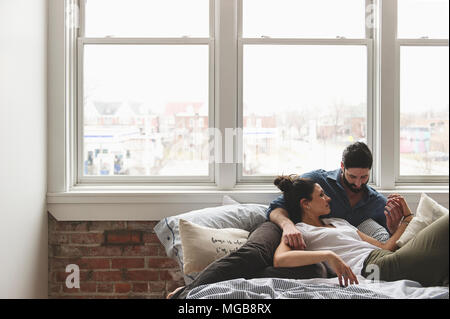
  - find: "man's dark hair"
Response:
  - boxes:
[342,142,373,169]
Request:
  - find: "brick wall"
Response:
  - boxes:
[48,213,185,299]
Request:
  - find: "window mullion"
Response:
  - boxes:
[214,0,238,189]
[378,0,397,189]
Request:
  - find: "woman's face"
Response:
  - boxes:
[306,184,331,216]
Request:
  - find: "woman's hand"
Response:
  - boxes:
[282,224,306,250]
[326,252,359,287]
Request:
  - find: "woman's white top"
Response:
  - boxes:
[296,218,379,275]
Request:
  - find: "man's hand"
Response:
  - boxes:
[282,224,306,250]
[385,195,404,234]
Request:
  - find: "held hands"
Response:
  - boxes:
[384,194,409,235]
[388,194,412,217]
[326,252,359,287]
[282,224,307,250]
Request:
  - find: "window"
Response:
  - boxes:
[79,0,213,182]
[239,0,371,180]
[55,0,448,192]
[397,0,449,181]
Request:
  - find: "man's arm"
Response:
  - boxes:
[269,208,306,250]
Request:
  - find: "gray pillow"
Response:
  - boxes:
[357,218,390,243]
[153,202,268,284]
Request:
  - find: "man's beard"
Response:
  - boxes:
[342,172,367,193]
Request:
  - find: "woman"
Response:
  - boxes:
[273,175,449,287]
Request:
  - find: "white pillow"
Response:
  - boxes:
[153,199,268,284]
[179,219,249,274]
[396,193,449,247]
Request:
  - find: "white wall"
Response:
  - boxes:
[0,0,48,298]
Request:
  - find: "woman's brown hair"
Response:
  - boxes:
[274,174,316,224]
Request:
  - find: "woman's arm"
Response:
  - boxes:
[358,195,414,251]
[273,240,359,286]
[357,215,413,251]
[273,239,331,268]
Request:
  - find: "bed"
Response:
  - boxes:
[154,195,449,299]
[185,277,448,299]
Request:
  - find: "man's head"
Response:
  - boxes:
[340,142,373,193]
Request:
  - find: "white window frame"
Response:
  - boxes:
[236,0,375,184]
[73,0,216,186]
[393,0,449,185]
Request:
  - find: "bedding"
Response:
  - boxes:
[185,277,449,299]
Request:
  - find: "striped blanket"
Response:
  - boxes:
[186,277,449,299]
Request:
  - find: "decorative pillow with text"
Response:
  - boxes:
[179,219,250,275]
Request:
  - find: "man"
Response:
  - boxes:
[267,142,403,250]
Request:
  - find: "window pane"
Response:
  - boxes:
[85,0,209,37]
[83,45,210,176]
[243,45,367,176]
[398,0,449,39]
[400,46,449,176]
[243,0,366,38]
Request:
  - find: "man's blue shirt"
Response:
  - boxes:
[266,169,389,232]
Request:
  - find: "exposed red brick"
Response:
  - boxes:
[104,230,143,246]
[142,233,160,244]
[147,258,178,269]
[78,258,110,270]
[51,258,81,270]
[87,221,127,232]
[111,258,145,269]
[122,245,158,256]
[87,246,123,257]
[54,222,89,232]
[49,233,70,245]
[50,284,62,294]
[62,286,80,293]
[49,218,184,299]
[71,233,104,245]
[125,270,159,281]
[127,221,158,230]
[132,283,148,293]
[97,283,113,293]
[80,282,97,293]
[91,271,123,282]
[115,283,132,294]
[149,281,165,293]
[52,245,86,258]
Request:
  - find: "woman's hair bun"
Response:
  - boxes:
[274,175,297,192]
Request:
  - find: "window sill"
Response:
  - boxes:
[46,184,449,221]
